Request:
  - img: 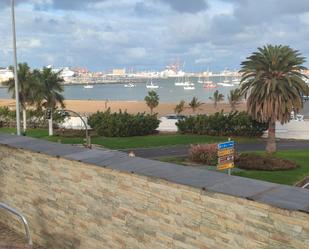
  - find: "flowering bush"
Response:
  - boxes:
[189,143,218,165]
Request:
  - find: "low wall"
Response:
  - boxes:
[275,120,309,140]
[0,134,308,249]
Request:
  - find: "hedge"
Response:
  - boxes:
[176,111,267,137]
[88,108,160,137]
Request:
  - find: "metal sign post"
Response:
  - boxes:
[217,140,235,175]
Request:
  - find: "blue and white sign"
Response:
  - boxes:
[218,141,235,150]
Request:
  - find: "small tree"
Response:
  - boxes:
[189,97,203,113]
[3,63,38,133]
[228,88,242,112]
[174,100,185,114]
[209,90,224,110]
[144,90,159,114]
[34,67,65,136]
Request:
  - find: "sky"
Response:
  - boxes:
[0,0,309,72]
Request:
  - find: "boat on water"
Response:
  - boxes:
[198,70,213,84]
[124,82,136,88]
[204,82,217,88]
[217,82,234,87]
[197,75,204,84]
[184,86,195,90]
[146,78,159,89]
[183,81,195,86]
[175,74,187,86]
[146,83,159,89]
[232,76,241,84]
[84,84,94,89]
[175,82,186,86]
[183,80,195,90]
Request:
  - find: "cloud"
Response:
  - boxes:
[18,38,42,48]
[157,0,208,13]
[51,0,107,10]
[195,57,213,65]
[0,0,308,72]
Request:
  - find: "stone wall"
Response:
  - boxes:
[0,135,308,249]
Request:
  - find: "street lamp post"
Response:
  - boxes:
[11,0,21,135]
[59,109,91,149]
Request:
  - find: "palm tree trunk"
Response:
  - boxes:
[231,103,236,112]
[48,113,53,136]
[22,108,27,132]
[266,120,276,153]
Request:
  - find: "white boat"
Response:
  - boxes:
[198,70,212,84]
[222,74,231,84]
[146,78,159,89]
[175,75,187,86]
[184,86,195,90]
[197,75,204,84]
[124,82,136,88]
[232,76,241,84]
[204,82,217,89]
[175,76,186,86]
[175,82,186,86]
[217,82,234,87]
[84,84,94,89]
[146,84,159,89]
[183,79,195,90]
[184,81,195,86]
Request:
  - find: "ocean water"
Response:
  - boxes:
[0,77,238,103]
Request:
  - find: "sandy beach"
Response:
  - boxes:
[0,99,247,117]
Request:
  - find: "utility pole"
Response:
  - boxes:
[11,0,21,135]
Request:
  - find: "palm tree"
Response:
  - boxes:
[240,44,309,153]
[189,97,203,113]
[228,88,242,112]
[174,100,185,115]
[3,63,37,133]
[34,67,65,136]
[144,90,159,114]
[209,90,224,110]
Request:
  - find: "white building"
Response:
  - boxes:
[0,68,14,84]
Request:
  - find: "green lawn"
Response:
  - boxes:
[0,128,259,150]
[234,150,309,185]
[1,128,307,185]
[160,151,309,185]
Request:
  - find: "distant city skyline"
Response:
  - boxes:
[0,0,309,71]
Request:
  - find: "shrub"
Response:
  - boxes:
[0,106,15,127]
[88,108,160,137]
[176,111,267,137]
[0,107,65,129]
[235,154,298,170]
[189,143,218,165]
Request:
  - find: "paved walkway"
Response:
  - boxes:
[123,140,309,159]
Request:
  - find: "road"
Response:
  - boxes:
[123,140,309,159]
